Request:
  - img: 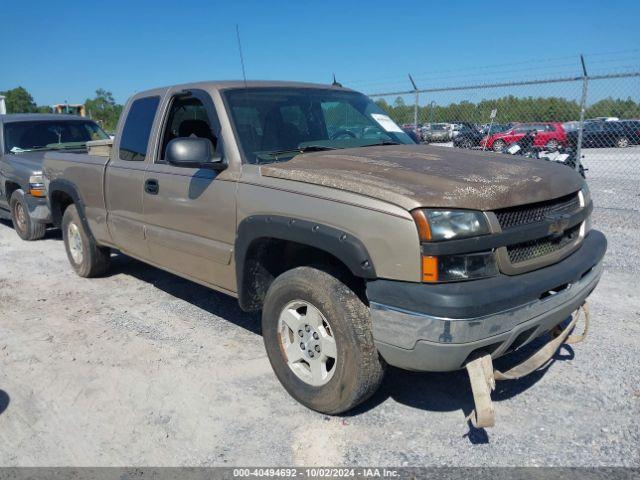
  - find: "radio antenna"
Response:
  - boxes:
[236,24,248,87]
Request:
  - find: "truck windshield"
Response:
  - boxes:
[3,120,109,154]
[223,87,415,163]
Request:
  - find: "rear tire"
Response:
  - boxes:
[10,190,45,241]
[460,139,473,149]
[262,266,385,414]
[616,136,629,148]
[62,204,110,277]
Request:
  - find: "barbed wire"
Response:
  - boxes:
[367,72,640,98]
[342,49,639,94]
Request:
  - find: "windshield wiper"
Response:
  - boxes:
[263,145,337,157]
[51,144,87,150]
[360,141,401,148]
[11,144,87,153]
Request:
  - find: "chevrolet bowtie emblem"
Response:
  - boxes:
[546,213,571,238]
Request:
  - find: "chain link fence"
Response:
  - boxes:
[368,71,640,213]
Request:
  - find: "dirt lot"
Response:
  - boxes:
[0,149,638,467]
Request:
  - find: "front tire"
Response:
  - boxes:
[545,139,559,151]
[62,204,110,277]
[262,266,385,414]
[493,139,506,151]
[10,190,45,241]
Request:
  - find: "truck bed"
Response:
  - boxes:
[43,152,111,242]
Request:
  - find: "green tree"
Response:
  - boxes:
[374,99,391,114]
[390,96,413,124]
[0,86,38,113]
[380,94,640,126]
[85,89,123,132]
[586,97,640,119]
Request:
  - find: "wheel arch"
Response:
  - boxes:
[47,179,95,244]
[4,180,21,202]
[235,215,377,312]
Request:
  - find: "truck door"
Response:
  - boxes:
[105,95,161,260]
[142,89,237,293]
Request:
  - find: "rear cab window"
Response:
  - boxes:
[119,96,160,161]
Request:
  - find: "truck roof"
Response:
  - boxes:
[134,80,355,98]
[0,113,88,123]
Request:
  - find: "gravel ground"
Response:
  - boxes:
[0,149,638,467]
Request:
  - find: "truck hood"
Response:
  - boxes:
[260,145,584,210]
[3,151,46,172]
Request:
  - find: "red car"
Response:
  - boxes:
[481,122,567,151]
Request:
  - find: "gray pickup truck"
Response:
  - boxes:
[0,114,109,240]
[43,81,606,421]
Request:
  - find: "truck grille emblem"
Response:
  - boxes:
[546,213,571,238]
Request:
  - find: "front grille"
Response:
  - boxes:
[507,224,581,264]
[496,192,581,230]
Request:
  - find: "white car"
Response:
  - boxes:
[587,116,619,122]
[422,123,451,142]
[450,123,465,138]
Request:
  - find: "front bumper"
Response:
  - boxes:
[24,194,51,224]
[367,230,606,372]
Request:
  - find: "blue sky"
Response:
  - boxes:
[1,0,638,106]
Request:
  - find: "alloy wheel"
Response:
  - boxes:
[277,300,338,387]
[14,202,27,233]
[617,137,629,148]
[67,222,84,264]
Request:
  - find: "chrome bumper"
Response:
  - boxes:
[370,260,603,372]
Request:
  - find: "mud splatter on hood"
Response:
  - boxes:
[260,145,584,210]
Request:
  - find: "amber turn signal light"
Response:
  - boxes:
[411,210,432,242]
[421,255,439,283]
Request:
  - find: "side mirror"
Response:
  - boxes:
[165,137,225,170]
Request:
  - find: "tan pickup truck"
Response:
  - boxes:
[43,81,606,422]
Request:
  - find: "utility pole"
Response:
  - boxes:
[576,54,588,173]
[408,74,419,128]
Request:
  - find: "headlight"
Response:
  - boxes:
[579,184,591,207]
[28,173,46,198]
[411,209,490,242]
[422,252,498,282]
[412,209,496,282]
[579,184,592,234]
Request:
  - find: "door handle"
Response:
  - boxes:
[145,178,159,195]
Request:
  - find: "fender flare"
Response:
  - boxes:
[235,215,377,309]
[47,179,94,240]
[3,177,23,202]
